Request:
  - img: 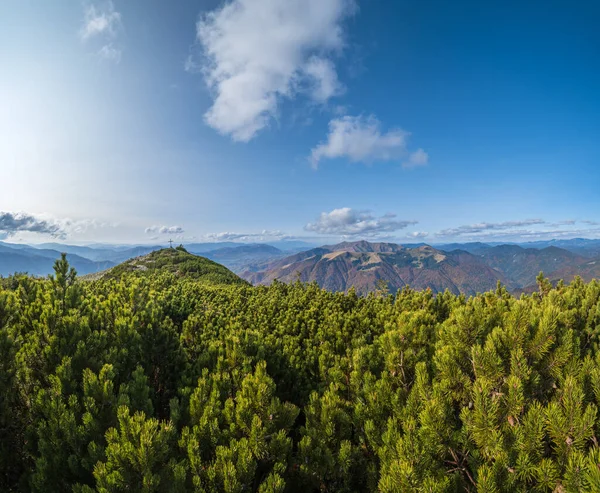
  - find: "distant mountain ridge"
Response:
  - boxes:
[202,244,286,274]
[0,240,310,278]
[475,244,587,287]
[0,242,114,277]
[1,239,599,293]
[243,241,510,295]
[242,240,600,295]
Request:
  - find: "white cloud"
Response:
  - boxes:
[407,231,429,239]
[304,56,345,102]
[305,207,417,236]
[437,219,546,238]
[80,1,121,40]
[0,212,112,240]
[190,0,357,141]
[433,219,600,241]
[203,230,286,241]
[80,1,123,63]
[97,43,122,63]
[145,225,185,235]
[405,148,429,168]
[0,212,64,238]
[309,115,426,169]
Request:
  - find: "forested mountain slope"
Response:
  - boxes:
[3,254,600,491]
[476,245,587,287]
[544,257,600,285]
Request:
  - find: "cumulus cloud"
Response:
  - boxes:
[0,212,107,240]
[190,0,356,141]
[304,56,345,102]
[80,1,123,63]
[305,208,417,236]
[0,212,64,238]
[309,115,426,169]
[145,225,186,235]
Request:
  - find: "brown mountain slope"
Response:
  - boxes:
[546,257,600,284]
[516,257,600,294]
[476,245,587,287]
[243,242,510,295]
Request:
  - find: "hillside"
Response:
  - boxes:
[545,257,600,283]
[244,241,510,295]
[86,247,247,285]
[476,244,587,287]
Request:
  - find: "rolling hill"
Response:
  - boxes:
[85,247,248,285]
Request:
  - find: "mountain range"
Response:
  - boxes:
[242,240,600,295]
[243,241,508,295]
[1,238,599,295]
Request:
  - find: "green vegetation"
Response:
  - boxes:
[87,248,248,286]
[2,253,600,492]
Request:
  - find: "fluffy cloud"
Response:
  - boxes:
[190,0,356,141]
[304,56,345,102]
[80,1,123,62]
[0,212,107,239]
[0,212,64,238]
[145,225,185,235]
[309,115,427,169]
[305,208,417,236]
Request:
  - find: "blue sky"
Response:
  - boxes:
[0,0,598,245]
